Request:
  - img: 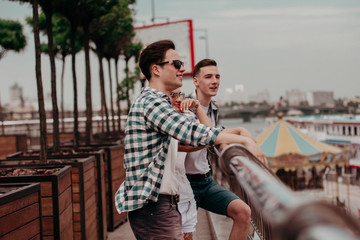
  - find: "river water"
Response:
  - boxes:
[219,117,266,138]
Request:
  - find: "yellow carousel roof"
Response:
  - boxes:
[256,120,341,158]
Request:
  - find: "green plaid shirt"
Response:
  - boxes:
[115,87,221,213]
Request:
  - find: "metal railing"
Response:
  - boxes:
[214,144,360,240]
[0,115,128,137]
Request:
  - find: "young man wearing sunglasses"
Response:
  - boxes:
[185,58,260,240]
[114,40,266,239]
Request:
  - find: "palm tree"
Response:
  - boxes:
[32,0,47,163]
[104,6,135,132]
[90,0,135,135]
[8,0,47,162]
[38,0,61,152]
[27,13,82,134]
[95,48,110,134]
[79,0,109,144]
[25,3,60,152]
[52,15,82,133]
[53,0,82,148]
[90,9,117,135]
[33,0,47,163]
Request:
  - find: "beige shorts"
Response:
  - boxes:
[178,198,197,233]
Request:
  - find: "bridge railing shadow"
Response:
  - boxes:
[212,144,360,240]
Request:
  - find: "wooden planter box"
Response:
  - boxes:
[0,165,73,239]
[92,132,124,144]
[0,134,27,159]
[47,132,74,146]
[0,183,42,240]
[3,154,98,240]
[57,142,126,231]
[81,143,126,231]
[5,150,107,240]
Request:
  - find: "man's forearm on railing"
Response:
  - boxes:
[214,132,267,165]
[222,127,256,143]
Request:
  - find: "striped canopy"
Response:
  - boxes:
[256,120,341,159]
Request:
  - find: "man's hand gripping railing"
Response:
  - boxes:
[213,144,360,240]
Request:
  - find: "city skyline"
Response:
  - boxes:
[0,0,359,110]
[3,81,347,111]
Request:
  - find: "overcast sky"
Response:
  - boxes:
[1,0,359,110]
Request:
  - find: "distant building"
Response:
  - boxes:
[234,84,244,104]
[248,89,270,103]
[5,83,36,120]
[307,91,334,107]
[10,83,24,107]
[223,84,244,105]
[224,88,233,105]
[285,89,307,106]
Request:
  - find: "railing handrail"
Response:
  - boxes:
[216,144,360,240]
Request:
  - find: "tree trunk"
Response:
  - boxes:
[44,7,60,152]
[125,58,130,113]
[0,49,6,60]
[98,53,110,134]
[100,100,104,134]
[84,24,92,144]
[99,58,104,134]
[71,25,79,148]
[107,58,115,132]
[60,55,66,133]
[32,0,47,163]
[0,93,4,135]
[115,58,121,132]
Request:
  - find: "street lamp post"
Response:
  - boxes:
[194,28,209,58]
[151,0,169,24]
[151,0,155,24]
[0,93,4,134]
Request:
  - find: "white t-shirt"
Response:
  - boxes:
[185,105,215,174]
[159,138,179,195]
[175,151,194,202]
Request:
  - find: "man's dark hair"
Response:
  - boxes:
[138,40,175,80]
[192,58,217,77]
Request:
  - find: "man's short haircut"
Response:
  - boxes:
[192,58,217,78]
[138,40,175,80]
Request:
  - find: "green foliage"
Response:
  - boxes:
[92,0,136,58]
[87,0,139,108]
[118,67,139,98]
[0,19,27,59]
[26,12,82,58]
[118,77,132,101]
[124,41,142,62]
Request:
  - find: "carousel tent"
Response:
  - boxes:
[256,119,346,171]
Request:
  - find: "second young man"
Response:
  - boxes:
[185,59,262,240]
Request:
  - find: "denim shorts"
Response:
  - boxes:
[189,176,239,216]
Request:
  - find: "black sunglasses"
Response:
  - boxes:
[156,60,184,70]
